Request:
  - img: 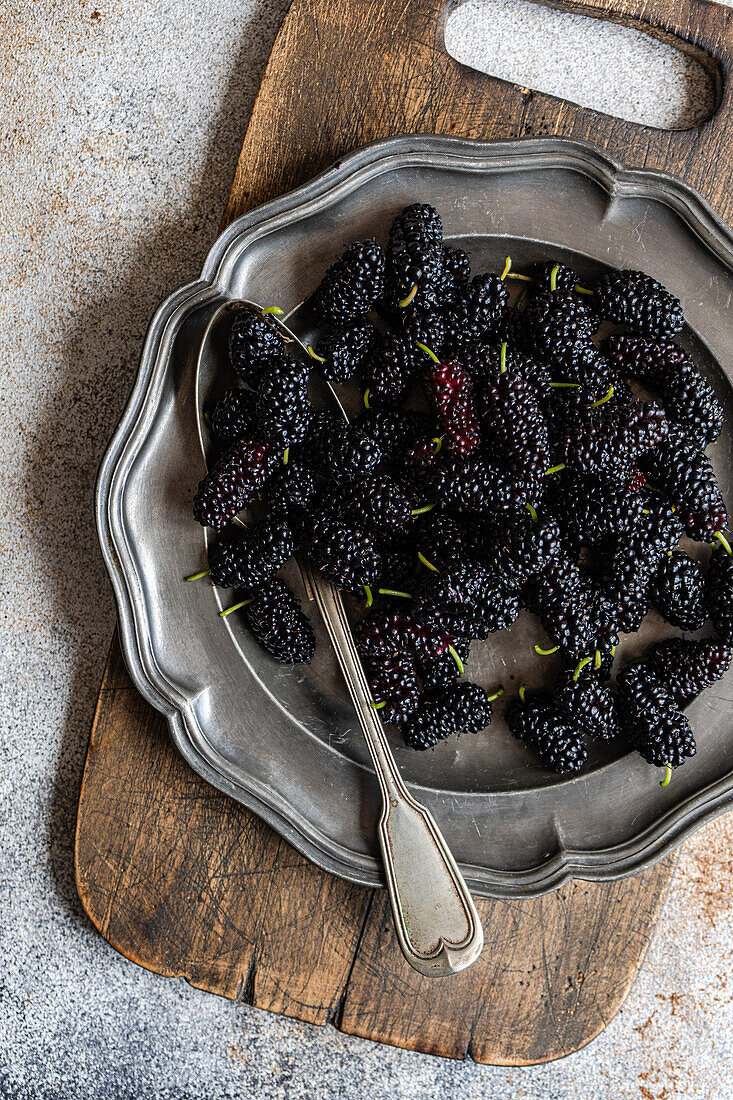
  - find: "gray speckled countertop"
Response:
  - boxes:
[2,2,733,1096]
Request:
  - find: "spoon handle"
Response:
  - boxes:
[245,304,482,974]
[304,564,483,976]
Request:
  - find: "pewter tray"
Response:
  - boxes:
[96,135,733,897]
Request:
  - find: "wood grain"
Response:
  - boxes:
[76,0,731,1063]
[76,638,369,1021]
[340,870,676,1064]
[225,0,733,228]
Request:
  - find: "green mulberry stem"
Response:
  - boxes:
[534,644,559,655]
[306,345,326,363]
[548,381,580,389]
[282,447,289,465]
[574,285,593,296]
[219,597,254,618]
[500,341,508,374]
[506,272,532,282]
[261,306,284,316]
[660,764,673,788]
[370,700,387,711]
[518,684,527,703]
[399,284,418,308]
[549,264,560,292]
[448,645,464,674]
[594,649,602,669]
[486,688,504,702]
[516,287,529,310]
[545,463,566,476]
[411,504,435,516]
[416,341,440,364]
[417,551,439,572]
[185,568,211,582]
[363,586,374,607]
[363,388,371,409]
[525,503,538,522]
[378,588,412,599]
[713,531,733,555]
[591,384,615,407]
[500,256,512,281]
[573,656,592,681]
[432,437,443,455]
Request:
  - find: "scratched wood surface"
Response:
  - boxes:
[76,0,733,1063]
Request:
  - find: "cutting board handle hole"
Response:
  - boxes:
[445,0,719,130]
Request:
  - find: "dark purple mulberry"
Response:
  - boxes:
[208,517,294,590]
[229,310,284,384]
[313,320,378,384]
[707,545,733,644]
[650,551,708,631]
[593,269,684,338]
[312,239,386,325]
[211,388,258,443]
[616,664,695,768]
[507,692,588,774]
[245,579,315,664]
[645,638,732,705]
[256,358,311,449]
[403,683,493,749]
[193,439,276,530]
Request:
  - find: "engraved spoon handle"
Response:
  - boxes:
[303,563,483,976]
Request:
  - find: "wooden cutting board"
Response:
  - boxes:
[75,0,733,1064]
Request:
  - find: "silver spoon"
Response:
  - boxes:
[195,300,483,976]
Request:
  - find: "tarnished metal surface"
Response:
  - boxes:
[96,134,733,898]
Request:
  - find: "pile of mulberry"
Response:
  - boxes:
[188,211,731,774]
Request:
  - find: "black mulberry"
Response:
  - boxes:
[507,692,588,773]
[554,669,619,741]
[367,654,421,725]
[193,439,276,530]
[402,683,493,750]
[256,358,311,449]
[616,664,695,767]
[645,638,732,705]
[307,410,383,479]
[593,270,684,338]
[313,320,378,384]
[650,551,708,631]
[385,204,444,311]
[312,239,386,325]
[307,514,381,593]
[229,310,284,384]
[208,517,294,590]
[245,579,315,664]
[211,388,257,443]
[707,545,733,644]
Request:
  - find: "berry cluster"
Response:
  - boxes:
[189,207,731,775]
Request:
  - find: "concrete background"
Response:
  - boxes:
[2,1,732,1096]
